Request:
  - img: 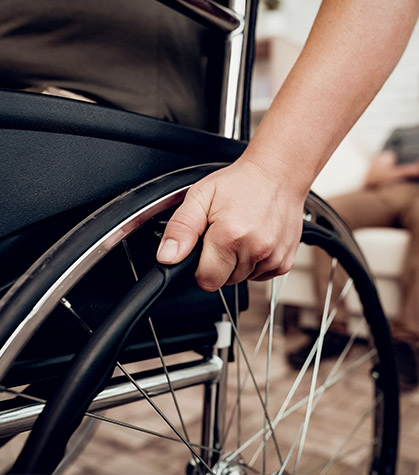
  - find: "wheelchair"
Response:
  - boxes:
[0,0,399,473]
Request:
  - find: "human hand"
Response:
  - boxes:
[156,158,305,292]
[364,151,419,187]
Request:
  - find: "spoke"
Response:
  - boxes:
[88,412,220,452]
[314,439,379,475]
[218,289,284,466]
[272,272,289,308]
[223,274,288,450]
[122,238,139,282]
[275,275,353,422]
[282,261,342,474]
[61,298,92,334]
[278,324,373,423]
[263,278,276,474]
[0,279,17,294]
[115,361,216,475]
[318,395,383,475]
[61,298,215,474]
[277,350,377,474]
[210,346,376,474]
[148,317,192,444]
[248,276,287,468]
[280,419,378,475]
[277,348,376,438]
[234,284,242,451]
[222,313,270,445]
[0,386,45,403]
[294,258,336,474]
[283,348,377,423]
[234,276,354,466]
[278,422,303,475]
[273,277,354,430]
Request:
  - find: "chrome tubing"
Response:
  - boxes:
[159,0,252,139]
[158,0,242,33]
[219,0,251,139]
[0,356,223,439]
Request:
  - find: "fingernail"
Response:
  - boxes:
[157,239,179,263]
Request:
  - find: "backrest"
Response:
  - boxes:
[154,0,259,140]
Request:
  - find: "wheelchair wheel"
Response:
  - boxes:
[0,165,398,474]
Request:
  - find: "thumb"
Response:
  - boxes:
[157,187,210,264]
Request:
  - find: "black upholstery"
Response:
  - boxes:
[0,89,246,239]
[0,89,247,286]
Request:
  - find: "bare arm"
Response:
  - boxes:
[158,0,419,291]
[246,0,419,191]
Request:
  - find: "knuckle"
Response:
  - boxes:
[166,210,201,238]
[257,250,294,278]
[195,273,220,293]
[279,262,293,275]
[187,182,210,205]
[221,225,244,247]
[278,254,295,275]
[170,213,196,232]
[219,226,276,263]
[251,237,276,262]
[185,184,201,202]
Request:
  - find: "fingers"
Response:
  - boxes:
[195,222,299,291]
[225,260,257,287]
[223,235,276,286]
[157,185,210,265]
[248,252,295,281]
[195,220,267,291]
[195,230,238,292]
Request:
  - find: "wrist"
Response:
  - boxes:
[240,137,316,203]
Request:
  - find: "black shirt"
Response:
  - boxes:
[0,0,222,130]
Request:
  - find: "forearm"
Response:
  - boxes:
[244,0,419,198]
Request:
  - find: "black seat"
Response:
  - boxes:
[0,89,246,239]
[0,89,246,287]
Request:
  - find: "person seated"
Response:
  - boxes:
[288,125,419,391]
[0,0,223,132]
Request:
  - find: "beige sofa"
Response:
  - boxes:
[281,227,409,326]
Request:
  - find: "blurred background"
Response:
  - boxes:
[252,0,419,197]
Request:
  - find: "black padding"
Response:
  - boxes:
[0,90,246,238]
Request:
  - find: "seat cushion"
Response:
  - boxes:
[354,227,410,277]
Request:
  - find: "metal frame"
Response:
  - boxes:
[162,0,253,139]
[0,357,223,438]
